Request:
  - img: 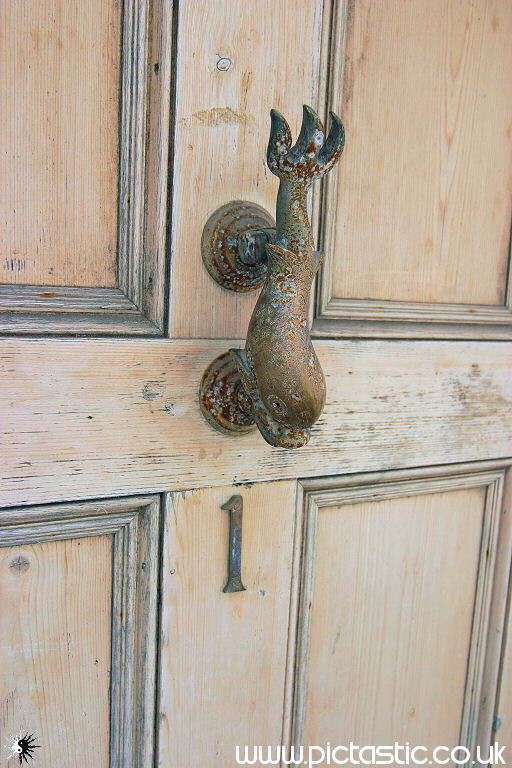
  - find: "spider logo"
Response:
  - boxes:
[11,733,40,764]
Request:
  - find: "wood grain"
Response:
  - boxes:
[296,484,488,751]
[158,482,297,767]
[0,0,120,288]
[0,285,161,336]
[0,338,511,507]
[168,0,326,338]
[0,535,111,767]
[0,495,161,767]
[320,0,512,312]
[0,0,172,334]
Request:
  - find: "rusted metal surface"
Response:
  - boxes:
[199,351,256,434]
[221,494,246,593]
[268,105,344,254]
[231,343,311,449]
[200,106,345,448]
[201,201,275,292]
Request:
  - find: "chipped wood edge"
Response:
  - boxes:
[0,495,162,768]
[288,462,511,755]
[1,0,173,337]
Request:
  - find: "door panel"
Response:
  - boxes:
[314,0,512,339]
[0,535,111,767]
[326,0,512,307]
[158,482,298,766]
[1,338,511,507]
[0,0,173,334]
[0,0,120,289]
[292,467,509,759]
[0,496,161,767]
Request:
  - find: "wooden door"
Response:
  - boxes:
[1,1,511,767]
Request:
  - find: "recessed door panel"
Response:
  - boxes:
[0,0,172,334]
[292,469,507,757]
[316,0,512,337]
[0,496,160,767]
[0,0,120,289]
[0,535,111,767]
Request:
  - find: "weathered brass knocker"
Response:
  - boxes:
[200,105,345,448]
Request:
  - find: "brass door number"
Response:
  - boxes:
[222,495,246,593]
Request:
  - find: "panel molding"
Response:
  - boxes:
[313,0,512,340]
[288,464,509,760]
[1,0,173,336]
[0,285,157,335]
[0,495,161,767]
[314,292,512,340]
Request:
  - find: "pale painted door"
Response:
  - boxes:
[1,1,512,767]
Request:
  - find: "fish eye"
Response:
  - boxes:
[268,396,287,416]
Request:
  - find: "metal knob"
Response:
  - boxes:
[200,105,345,448]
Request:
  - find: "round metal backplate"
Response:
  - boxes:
[199,352,256,435]
[201,200,275,293]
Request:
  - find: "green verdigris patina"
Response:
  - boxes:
[200,106,345,448]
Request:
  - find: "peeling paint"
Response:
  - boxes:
[142,381,165,401]
[181,106,246,128]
